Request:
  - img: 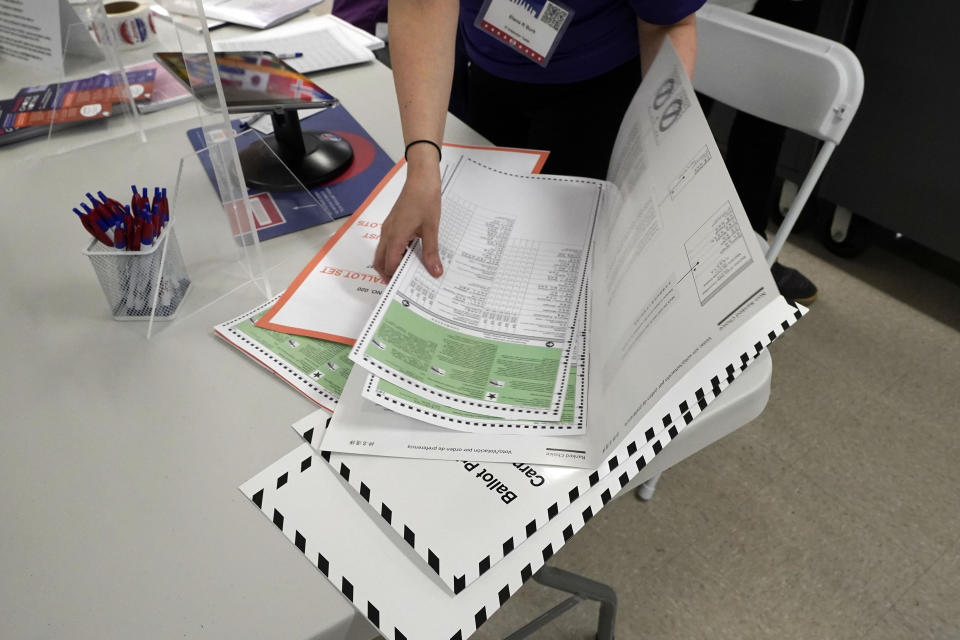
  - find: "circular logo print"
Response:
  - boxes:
[80,104,103,118]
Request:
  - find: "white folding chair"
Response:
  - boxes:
[630,4,864,504]
[694,3,865,265]
[509,8,864,638]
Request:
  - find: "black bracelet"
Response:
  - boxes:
[404,139,442,161]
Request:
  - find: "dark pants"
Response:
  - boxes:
[463,57,643,180]
[725,0,823,237]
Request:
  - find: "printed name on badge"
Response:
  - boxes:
[474,0,574,67]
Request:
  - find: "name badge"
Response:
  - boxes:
[474,0,575,67]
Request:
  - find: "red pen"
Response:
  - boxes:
[124,205,140,251]
[130,218,141,251]
[160,188,169,225]
[73,208,114,247]
[131,185,142,212]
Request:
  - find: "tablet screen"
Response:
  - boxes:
[154,51,337,112]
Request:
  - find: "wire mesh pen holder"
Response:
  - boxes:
[84,220,191,323]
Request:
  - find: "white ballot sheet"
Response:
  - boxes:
[360,288,588,433]
[349,159,604,419]
[215,18,375,74]
[304,293,804,591]
[257,145,548,344]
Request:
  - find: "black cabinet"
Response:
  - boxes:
[815,1,960,261]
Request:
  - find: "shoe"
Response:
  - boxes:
[771,262,817,305]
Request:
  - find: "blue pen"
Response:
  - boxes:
[277,52,303,59]
[140,207,154,246]
[143,204,156,240]
[151,203,161,238]
[114,221,126,250]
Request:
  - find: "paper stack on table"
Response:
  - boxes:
[0,69,156,146]
[160,0,324,30]
[221,41,808,640]
[214,14,382,74]
[215,143,550,408]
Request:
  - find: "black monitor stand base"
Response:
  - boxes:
[238,108,354,192]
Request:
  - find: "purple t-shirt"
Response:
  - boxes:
[460,0,706,83]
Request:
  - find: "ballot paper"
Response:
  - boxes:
[214,16,375,74]
[215,289,584,432]
[348,159,601,420]
[322,41,805,471]
[360,300,586,434]
[240,39,811,639]
[256,145,548,344]
[214,296,351,411]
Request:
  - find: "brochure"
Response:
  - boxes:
[0,69,156,146]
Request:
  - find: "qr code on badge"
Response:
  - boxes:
[540,2,568,31]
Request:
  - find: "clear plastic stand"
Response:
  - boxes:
[164,0,272,305]
[35,0,347,338]
[74,1,149,142]
[38,2,151,152]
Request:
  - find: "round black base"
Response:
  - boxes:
[239,130,354,191]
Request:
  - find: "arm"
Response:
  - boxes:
[637,12,698,79]
[373,0,460,281]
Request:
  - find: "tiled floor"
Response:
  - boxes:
[471,230,960,639]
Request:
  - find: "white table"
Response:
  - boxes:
[0,17,485,640]
[0,15,772,640]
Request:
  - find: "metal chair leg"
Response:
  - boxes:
[635,472,662,501]
[504,566,617,639]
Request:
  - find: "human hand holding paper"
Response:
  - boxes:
[373,158,444,281]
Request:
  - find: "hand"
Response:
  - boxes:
[373,162,444,281]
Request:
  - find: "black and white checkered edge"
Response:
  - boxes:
[294,299,808,597]
[251,301,807,639]
[214,296,341,410]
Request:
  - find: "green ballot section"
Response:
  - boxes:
[366,301,563,409]
[375,366,579,425]
[236,312,354,399]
